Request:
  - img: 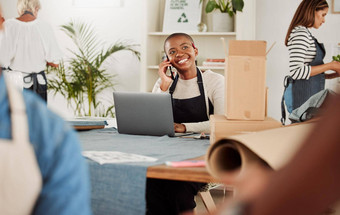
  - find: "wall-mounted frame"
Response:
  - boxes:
[162,0,202,32]
[73,0,123,8]
[332,0,340,13]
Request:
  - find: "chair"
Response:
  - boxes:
[197,183,234,214]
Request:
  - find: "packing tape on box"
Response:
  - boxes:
[206,122,316,180]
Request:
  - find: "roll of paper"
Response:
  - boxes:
[206,122,316,180]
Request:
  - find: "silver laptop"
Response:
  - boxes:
[113,91,176,137]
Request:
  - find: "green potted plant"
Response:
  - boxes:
[201,0,244,17]
[47,20,140,117]
[200,0,244,32]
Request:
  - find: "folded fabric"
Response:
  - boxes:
[289,89,329,123]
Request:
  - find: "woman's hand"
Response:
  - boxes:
[158,59,174,91]
[46,62,59,68]
[174,123,186,133]
[331,60,340,75]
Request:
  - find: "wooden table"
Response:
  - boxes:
[147,156,219,183]
[147,156,229,213]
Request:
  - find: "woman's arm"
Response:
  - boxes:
[288,27,340,79]
[152,78,172,93]
[209,73,225,115]
[312,61,340,78]
[288,28,314,80]
[46,62,58,68]
[155,59,174,92]
[182,121,210,133]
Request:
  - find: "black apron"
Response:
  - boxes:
[154,67,212,213]
[23,71,48,102]
[2,67,48,102]
[281,34,325,125]
[169,67,214,124]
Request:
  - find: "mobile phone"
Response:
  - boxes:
[166,56,175,80]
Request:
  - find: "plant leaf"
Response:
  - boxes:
[232,0,244,12]
[205,0,218,13]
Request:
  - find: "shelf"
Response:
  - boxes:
[147,65,225,71]
[141,0,256,92]
[148,32,237,36]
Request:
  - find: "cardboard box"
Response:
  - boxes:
[210,115,282,145]
[225,40,267,120]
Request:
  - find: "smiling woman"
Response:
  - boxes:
[153,32,224,134]
[148,33,225,215]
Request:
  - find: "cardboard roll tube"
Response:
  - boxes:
[206,122,316,180]
[206,139,267,180]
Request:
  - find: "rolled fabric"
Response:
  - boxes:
[206,122,316,180]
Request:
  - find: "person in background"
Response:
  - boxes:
[0,0,62,102]
[213,93,340,215]
[147,33,224,215]
[0,8,91,214]
[282,0,340,123]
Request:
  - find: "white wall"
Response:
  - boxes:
[256,0,340,121]
[1,0,339,120]
[0,0,142,117]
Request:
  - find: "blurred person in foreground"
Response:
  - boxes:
[0,8,91,213]
[212,93,340,215]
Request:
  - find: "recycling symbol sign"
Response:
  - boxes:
[177,13,188,23]
[163,0,202,32]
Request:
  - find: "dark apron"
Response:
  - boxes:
[281,35,325,125]
[165,67,213,212]
[23,71,48,102]
[169,67,214,124]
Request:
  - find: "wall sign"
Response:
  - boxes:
[333,0,340,13]
[163,0,202,32]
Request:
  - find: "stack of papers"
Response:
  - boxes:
[82,151,158,165]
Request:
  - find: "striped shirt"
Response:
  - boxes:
[287,26,316,80]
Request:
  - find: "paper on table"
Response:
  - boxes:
[82,151,158,165]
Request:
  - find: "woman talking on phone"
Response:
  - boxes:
[152,33,224,134]
[282,0,340,124]
[147,33,224,215]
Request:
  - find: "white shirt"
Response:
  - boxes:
[0,18,62,87]
[152,70,225,133]
[287,26,317,80]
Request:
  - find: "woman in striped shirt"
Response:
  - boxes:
[282,0,340,123]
